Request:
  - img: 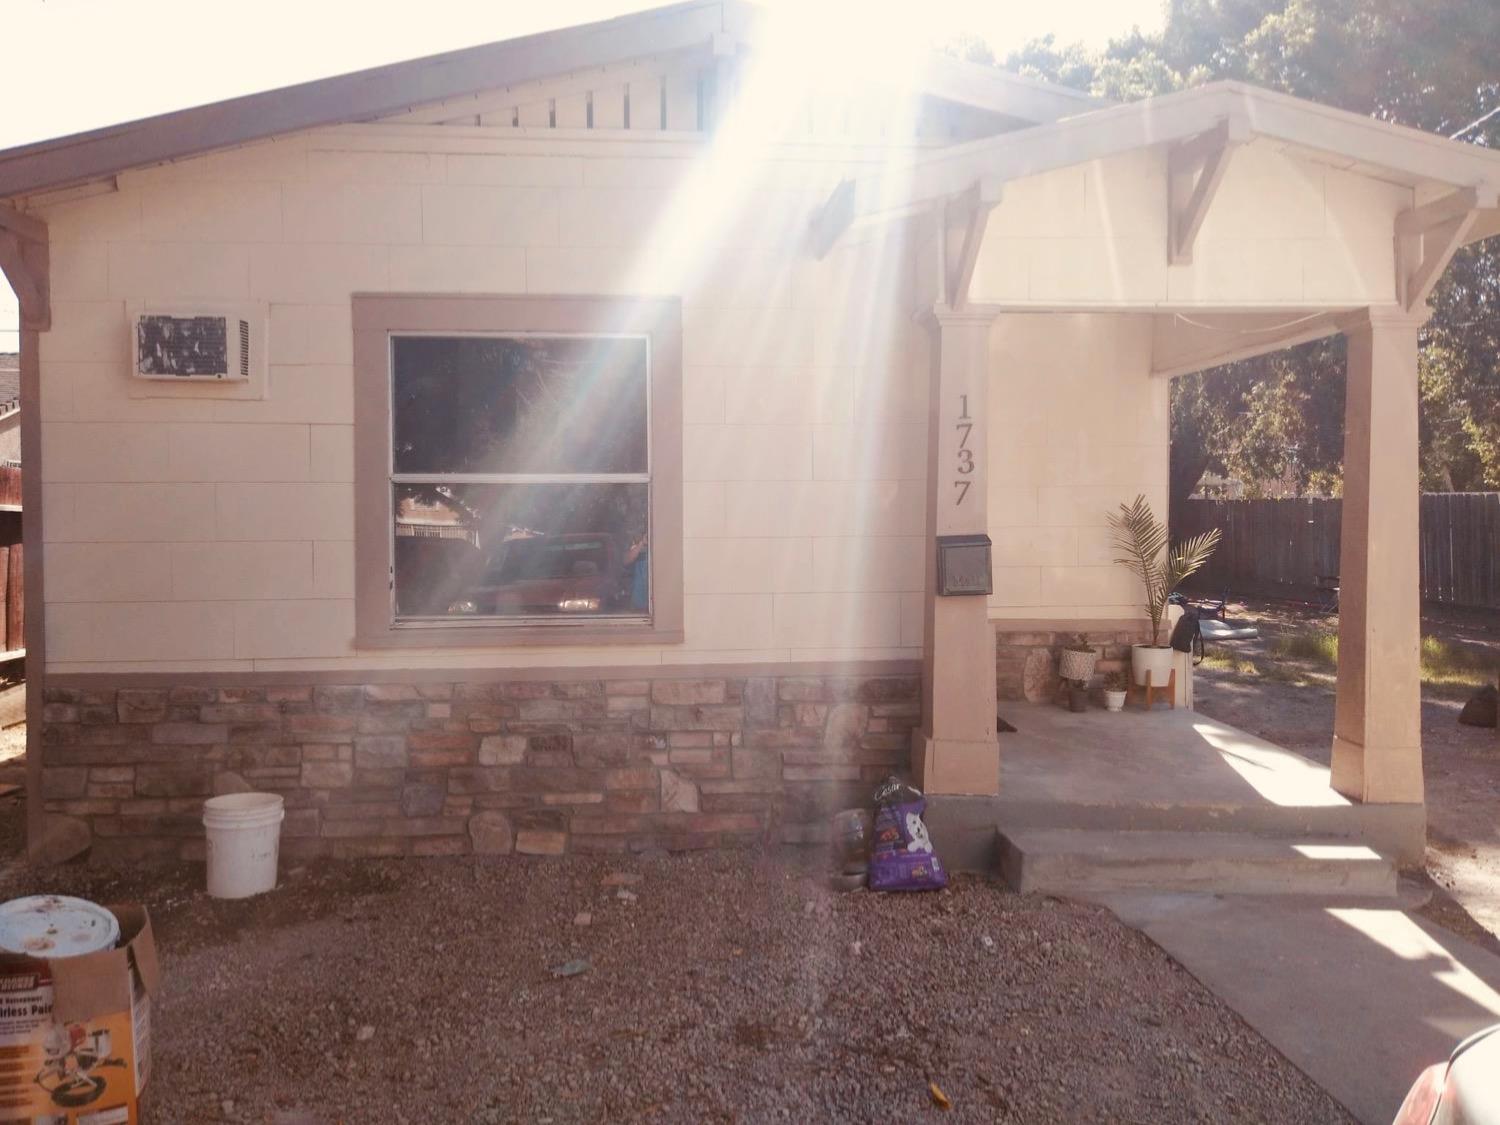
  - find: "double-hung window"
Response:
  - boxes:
[353,295,682,648]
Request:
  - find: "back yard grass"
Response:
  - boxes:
[1199,603,1497,697]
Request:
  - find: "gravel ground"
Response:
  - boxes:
[0,849,1350,1124]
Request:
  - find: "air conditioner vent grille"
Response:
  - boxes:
[137,314,229,378]
[239,319,250,380]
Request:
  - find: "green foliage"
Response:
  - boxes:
[1268,627,1491,690]
[992,0,1500,501]
[1108,495,1222,646]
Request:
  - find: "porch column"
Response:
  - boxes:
[913,306,1000,796]
[1330,306,1428,805]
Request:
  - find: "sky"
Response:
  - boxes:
[0,0,1164,347]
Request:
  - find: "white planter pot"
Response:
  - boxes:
[1130,644,1175,689]
[1104,690,1127,712]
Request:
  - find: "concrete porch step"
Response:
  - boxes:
[997,828,1398,899]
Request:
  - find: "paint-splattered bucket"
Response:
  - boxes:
[0,895,120,957]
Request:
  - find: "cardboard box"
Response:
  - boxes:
[0,905,158,1124]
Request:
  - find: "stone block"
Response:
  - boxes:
[603,791,659,814]
[302,760,354,789]
[778,678,827,702]
[364,684,420,702]
[286,713,357,739]
[41,768,89,799]
[409,748,474,769]
[354,736,408,769]
[783,764,861,782]
[135,764,212,797]
[117,689,169,723]
[34,815,92,864]
[228,745,302,769]
[605,680,650,696]
[570,734,630,767]
[314,685,365,712]
[212,771,254,795]
[552,681,604,699]
[200,703,282,724]
[540,791,606,806]
[478,735,527,766]
[283,807,322,837]
[447,767,510,795]
[151,723,228,746]
[649,705,743,732]
[401,782,446,818]
[731,747,781,778]
[743,678,777,727]
[650,679,726,705]
[515,827,566,856]
[824,703,868,745]
[603,767,657,790]
[660,768,700,813]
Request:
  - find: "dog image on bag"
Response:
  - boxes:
[868,776,948,892]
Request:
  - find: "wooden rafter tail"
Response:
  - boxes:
[941,177,1001,310]
[807,178,855,260]
[1166,116,1247,266]
[1403,211,1478,312]
[1394,185,1496,311]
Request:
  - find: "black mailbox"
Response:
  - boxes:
[936,534,993,596]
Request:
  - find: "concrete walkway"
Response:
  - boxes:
[1102,892,1500,1125]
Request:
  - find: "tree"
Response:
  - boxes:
[988,0,1500,500]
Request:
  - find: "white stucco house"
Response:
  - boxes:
[2,0,1497,863]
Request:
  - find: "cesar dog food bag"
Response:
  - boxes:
[0,898,159,1124]
[868,777,948,892]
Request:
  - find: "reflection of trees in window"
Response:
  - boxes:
[393,337,648,475]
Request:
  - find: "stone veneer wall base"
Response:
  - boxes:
[996,626,1153,704]
[41,672,921,863]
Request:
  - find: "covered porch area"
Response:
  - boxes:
[808,82,1500,874]
[921,701,1421,884]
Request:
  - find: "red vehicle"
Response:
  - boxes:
[473,533,631,616]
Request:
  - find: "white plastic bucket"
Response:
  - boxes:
[203,792,285,899]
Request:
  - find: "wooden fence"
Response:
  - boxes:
[1175,493,1500,610]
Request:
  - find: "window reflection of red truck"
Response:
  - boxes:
[471,534,631,615]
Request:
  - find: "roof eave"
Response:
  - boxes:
[0,0,736,200]
[845,82,1500,228]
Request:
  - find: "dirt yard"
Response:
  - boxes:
[0,846,1351,1124]
[1194,598,1500,942]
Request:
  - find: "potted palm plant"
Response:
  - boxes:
[1107,495,1221,689]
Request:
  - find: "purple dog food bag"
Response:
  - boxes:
[867,777,948,892]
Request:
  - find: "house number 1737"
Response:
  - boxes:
[954,393,974,506]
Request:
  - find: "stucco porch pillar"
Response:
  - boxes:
[1330,306,1428,806]
[913,306,1000,796]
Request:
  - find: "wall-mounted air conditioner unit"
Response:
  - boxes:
[128,303,265,382]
